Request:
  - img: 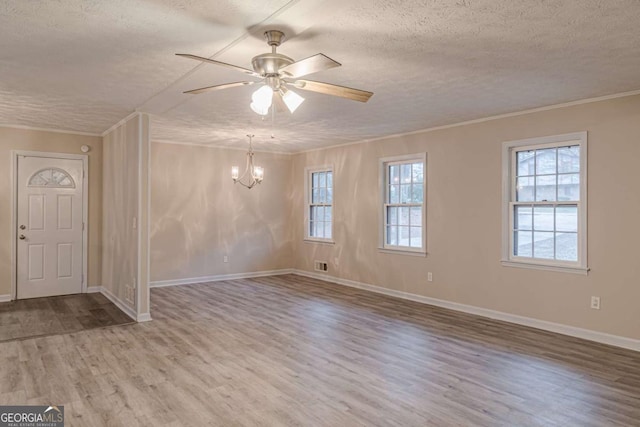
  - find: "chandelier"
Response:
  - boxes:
[231,135,264,189]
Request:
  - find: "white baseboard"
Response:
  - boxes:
[0,294,11,303]
[137,312,152,322]
[149,268,294,288]
[292,269,640,352]
[98,286,138,322]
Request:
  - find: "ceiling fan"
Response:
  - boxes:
[177,30,373,115]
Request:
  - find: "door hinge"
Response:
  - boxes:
[82,222,85,231]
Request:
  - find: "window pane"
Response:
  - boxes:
[556,232,578,261]
[411,183,424,203]
[558,146,580,173]
[387,226,398,245]
[316,207,324,223]
[412,162,424,183]
[324,222,332,240]
[535,175,557,201]
[533,206,554,231]
[410,207,422,227]
[536,148,556,175]
[410,227,422,248]
[533,231,555,259]
[326,171,333,188]
[401,164,412,184]
[556,206,577,232]
[514,206,532,230]
[517,150,535,176]
[310,206,317,221]
[516,176,535,201]
[558,174,580,201]
[387,206,398,225]
[326,187,333,203]
[389,165,400,184]
[389,185,399,204]
[400,184,411,203]
[310,221,317,237]
[312,188,319,203]
[320,221,328,238]
[514,231,532,257]
[318,188,326,203]
[318,172,326,187]
[398,226,410,246]
[399,207,410,226]
[324,207,332,222]
[312,172,319,188]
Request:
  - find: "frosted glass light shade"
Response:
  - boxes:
[252,85,273,107]
[282,89,305,113]
[250,102,270,116]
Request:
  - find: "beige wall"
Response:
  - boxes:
[102,116,140,309]
[0,127,102,297]
[291,94,640,341]
[150,142,294,282]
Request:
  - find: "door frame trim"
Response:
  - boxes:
[10,150,89,300]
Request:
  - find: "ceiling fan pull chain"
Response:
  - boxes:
[271,100,276,139]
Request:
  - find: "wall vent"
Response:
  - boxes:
[314,261,328,272]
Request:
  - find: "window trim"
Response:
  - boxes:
[304,165,334,244]
[378,153,427,255]
[501,132,588,274]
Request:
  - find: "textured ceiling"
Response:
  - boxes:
[2,0,640,152]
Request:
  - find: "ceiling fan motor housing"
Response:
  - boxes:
[251,53,294,77]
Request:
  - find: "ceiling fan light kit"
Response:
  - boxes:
[177,29,373,117]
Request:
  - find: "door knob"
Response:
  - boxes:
[19,235,26,240]
[19,225,26,230]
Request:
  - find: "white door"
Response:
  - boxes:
[17,155,84,299]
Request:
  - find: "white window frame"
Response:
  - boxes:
[304,165,334,244]
[501,132,588,274]
[378,153,427,256]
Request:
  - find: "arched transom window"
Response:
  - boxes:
[28,168,76,188]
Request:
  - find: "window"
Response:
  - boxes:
[305,167,333,242]
[380,154,426,254]
[28,168,75,188]
[502,132,588,274]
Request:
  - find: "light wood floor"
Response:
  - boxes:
[1,274,639,426]
[0,293,133,342]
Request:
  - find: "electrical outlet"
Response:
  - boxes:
[428,272,433,282]
[591,296,601,310]
[223,255,228,263]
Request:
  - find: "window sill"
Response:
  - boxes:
[303,239,335,245]
[378,248,427,257]
[501,260,589,275]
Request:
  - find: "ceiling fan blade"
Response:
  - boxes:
[279,54,341,78]
[176,53,260,77]
[293,80,373,103]
[184,81,255,95]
